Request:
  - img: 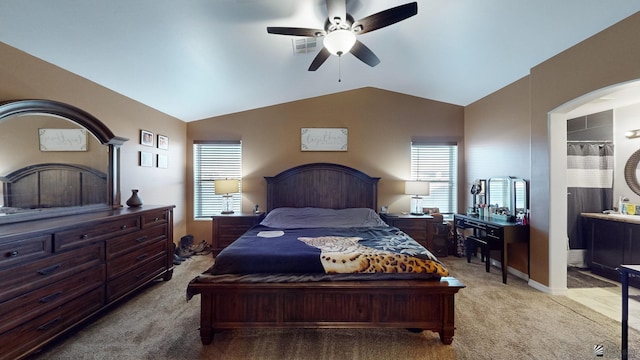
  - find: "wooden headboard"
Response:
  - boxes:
[264,163,380,212]
[1,163,107,209]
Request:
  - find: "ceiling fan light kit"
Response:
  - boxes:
[323,29,356,56]
[267,1,418,71]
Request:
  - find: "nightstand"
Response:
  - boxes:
[211,212,265,256]
[380,213,448,257]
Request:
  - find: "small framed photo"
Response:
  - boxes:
[140,130,154,147]
[157,154,168,168]
[140,151,153,167]
[157,134,169,150]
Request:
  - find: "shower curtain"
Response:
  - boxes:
[567,143,614,249]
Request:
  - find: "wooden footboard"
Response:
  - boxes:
[188,277,464,345]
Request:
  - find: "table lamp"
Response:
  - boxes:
[215,179,239,214]
[405,181,430,215]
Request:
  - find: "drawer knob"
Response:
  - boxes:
[121,224,127,230]
[81,234,89,239]
[154,217,159,222]
[8,250,19,257]
[136,254,147,262]
[135,236,148,243]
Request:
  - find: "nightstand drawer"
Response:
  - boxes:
[392,219,426,230]
[212,213,264,254]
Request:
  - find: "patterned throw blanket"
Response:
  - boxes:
[298,236,448,275]
[209,225,449,277]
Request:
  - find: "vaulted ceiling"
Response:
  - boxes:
[0,1,638,122]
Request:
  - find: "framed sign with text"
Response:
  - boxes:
[39,128,87,151]
[301,128,348,151]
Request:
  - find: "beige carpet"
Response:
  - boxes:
[33,254,640,360]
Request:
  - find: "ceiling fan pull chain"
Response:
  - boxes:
[338,55,342,82]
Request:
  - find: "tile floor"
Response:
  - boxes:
[566,270,640,331]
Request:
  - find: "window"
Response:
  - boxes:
[410,142,458,215]
[193,141,241,218]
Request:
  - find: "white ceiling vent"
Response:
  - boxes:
[292,38,318,55]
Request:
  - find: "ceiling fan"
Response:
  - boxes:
[267,0,418,71]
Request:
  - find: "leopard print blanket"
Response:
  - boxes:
[298,236,449,276]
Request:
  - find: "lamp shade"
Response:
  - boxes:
[323,29,356,56]
[405,181,430,196]
[214,179,239,195]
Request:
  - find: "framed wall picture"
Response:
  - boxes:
[140,130,154,147]
[301,128,348,151]
[157,154,168,168]
[38,128,87,151]
[140,151,153,167]
[157,134,169,150]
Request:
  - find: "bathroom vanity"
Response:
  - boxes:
[582,213,640,287]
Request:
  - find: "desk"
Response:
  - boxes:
[454,214,529,284]
[620,264,640,360]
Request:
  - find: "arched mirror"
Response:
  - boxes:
[0,99,127,224]
[625,148,640,196]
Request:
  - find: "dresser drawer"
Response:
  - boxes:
[0,233,52,269]
[107,239,166,280]
[0,243,104,303]
[0,286,104,360]
[107,255,167,302]
[54,216,140,252]
[0,264,105,334]
[141,209,169,228]
[106,224,167,259]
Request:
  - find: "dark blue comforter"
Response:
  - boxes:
[210,225,445,275]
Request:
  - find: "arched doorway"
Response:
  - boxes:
[548,80,640,292]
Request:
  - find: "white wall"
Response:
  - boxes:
[615,102,640,205]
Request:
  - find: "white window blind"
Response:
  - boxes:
[410,142,458,214]
[193,141,242,218]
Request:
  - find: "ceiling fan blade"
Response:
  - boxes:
[308,47,331,71]
[326,0,347,25]
[353,2,417,35]
[267,27,325,37]
[350,40,380,67]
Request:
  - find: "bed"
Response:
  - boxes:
[187,163,464,345]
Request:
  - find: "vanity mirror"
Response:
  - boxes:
[0,99,128,224]
[624,148,640,196]
[487,176,528,217]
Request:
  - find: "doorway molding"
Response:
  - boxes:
[547,79,640,294]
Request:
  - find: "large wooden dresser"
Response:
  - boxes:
[0,205,175,360]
